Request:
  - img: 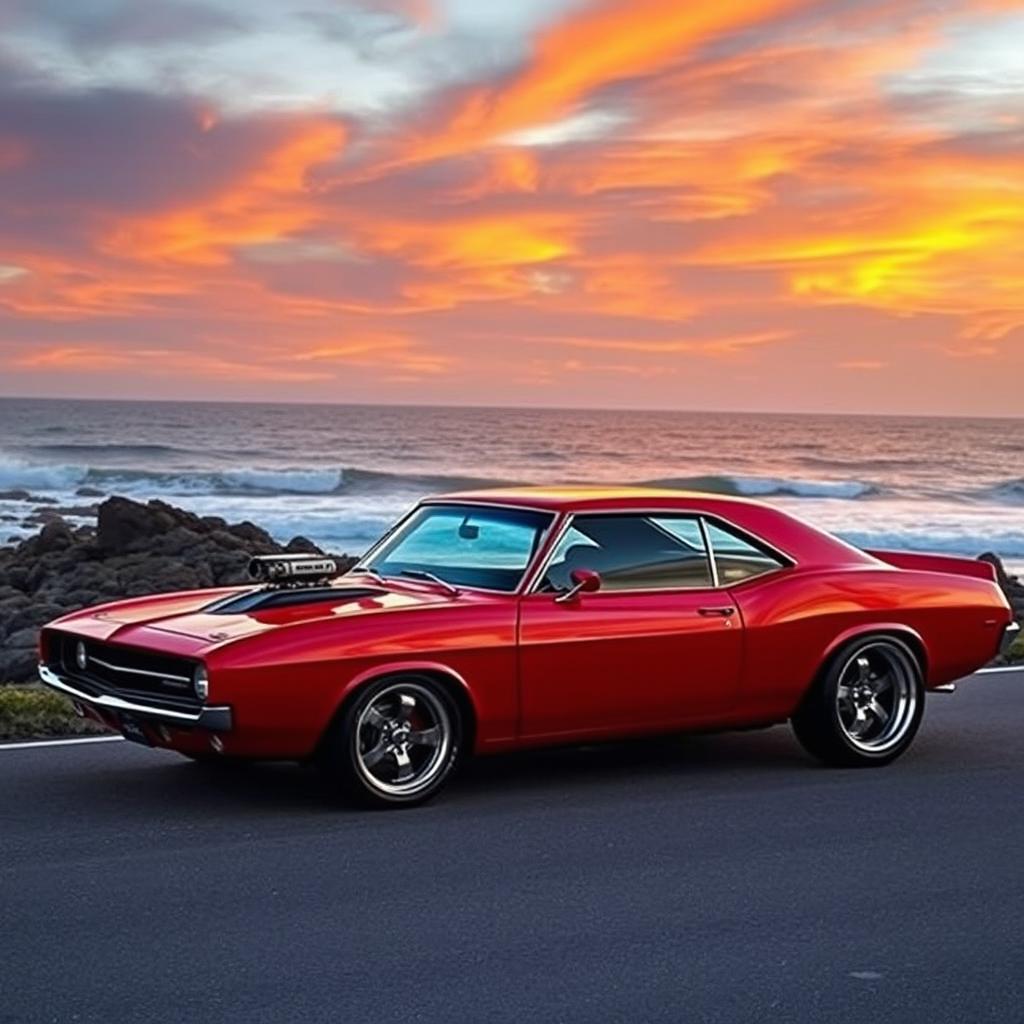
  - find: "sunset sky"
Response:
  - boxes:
[1,0,1022,415]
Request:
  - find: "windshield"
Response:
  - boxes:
[361,504,555,593]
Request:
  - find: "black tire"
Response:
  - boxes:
[791,636,925,767]
[317,675,463,808]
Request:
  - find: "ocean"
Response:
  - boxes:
[1,398,1022,573]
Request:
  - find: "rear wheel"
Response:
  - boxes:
[792,637,924,767]
[318,675,462,807]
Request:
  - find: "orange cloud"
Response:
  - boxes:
[293,333,455,376]
[525,330,792,357]
[346,210,576,269]
[3,0,1024,412]
[403,0,809,161]
[104,119,346,266]
[9,343,332,382]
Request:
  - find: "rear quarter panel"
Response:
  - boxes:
[731,566,1010,719]
[205,598,518,758]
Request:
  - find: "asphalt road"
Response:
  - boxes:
[2,670,1023,1024]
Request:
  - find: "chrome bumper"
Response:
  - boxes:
[1001,621,1021,658]
[38,663,233,732]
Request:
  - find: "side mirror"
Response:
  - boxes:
[555,568,602,604]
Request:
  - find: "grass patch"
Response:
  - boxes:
[1008,633,1024,665]
[0,685,109,741]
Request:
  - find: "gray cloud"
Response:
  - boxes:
[4,0,245,51]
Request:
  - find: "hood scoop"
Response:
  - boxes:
[203,586,384,616]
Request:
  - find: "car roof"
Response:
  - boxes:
[427,486,876,569]
[430,485,764,513]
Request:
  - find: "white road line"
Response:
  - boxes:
[0,735,124,751]
[975,666,1024,675]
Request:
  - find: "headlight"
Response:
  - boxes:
[193,664,209,701]
[75,640,88,671]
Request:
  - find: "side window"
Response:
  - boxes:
[705,520,787,584]
[540,514,714,592]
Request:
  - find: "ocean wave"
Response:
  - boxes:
[341,467,514,494]
[642,474,879,500]
[837,528,1024,559]
[23,443,199,460]
[795,455,922,473]
[0,456,86,491]
[0,456,514,499]
[982,479,1024,504]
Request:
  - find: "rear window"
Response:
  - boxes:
[705,520,787,584]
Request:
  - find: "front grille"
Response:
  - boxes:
[51,632,202,712]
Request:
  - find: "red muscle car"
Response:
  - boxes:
[39,488,1018,807]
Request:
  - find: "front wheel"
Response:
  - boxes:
[792,637,924,767]
[318,676,462,808]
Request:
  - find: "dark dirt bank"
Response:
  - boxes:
[0,496,355,682]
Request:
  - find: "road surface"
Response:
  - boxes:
[2,669,1022,1023]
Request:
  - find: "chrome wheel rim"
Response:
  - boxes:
[354,683,451,798]
[836,642,918,754]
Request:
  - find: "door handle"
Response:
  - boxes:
[698,606,735,617]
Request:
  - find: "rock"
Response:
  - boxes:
[0,495,355,683]
[4,565,30,592]
[4,626,40,649]
[0,645,39,683]
[0,489,33,501]
[285,535,322,554]
[97,496,173,552]
[35,520,75,555]
[228,521,277,548]
[51,504,100,517]
[75,486,106,498]
[23,509,65,527]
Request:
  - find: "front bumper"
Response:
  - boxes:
[1001,621,1021,658]
[39,663,233,732]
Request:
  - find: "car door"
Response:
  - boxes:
[517,512,744,740]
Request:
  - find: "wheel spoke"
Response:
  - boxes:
[363,706,388,730]
[393,745,415,781]
[361,740,390,769]
[395,693,416,722]
[408,725,441,749]
[867,699,890,726]
[849,708,871,738]
[872,674,893,695]
[855,656,872,683]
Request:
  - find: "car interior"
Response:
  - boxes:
[540,514,786,592]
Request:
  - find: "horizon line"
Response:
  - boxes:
[1,393,1022,423]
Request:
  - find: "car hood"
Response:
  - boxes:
[51,581,460,650]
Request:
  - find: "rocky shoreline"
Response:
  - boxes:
[0,496,355,682]
[0,495,1021,684]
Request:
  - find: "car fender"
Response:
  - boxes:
[818,623,928,685]
[333,658,480,728]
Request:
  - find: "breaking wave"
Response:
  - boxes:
[641,474,880,499]
[0,456,512,499]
